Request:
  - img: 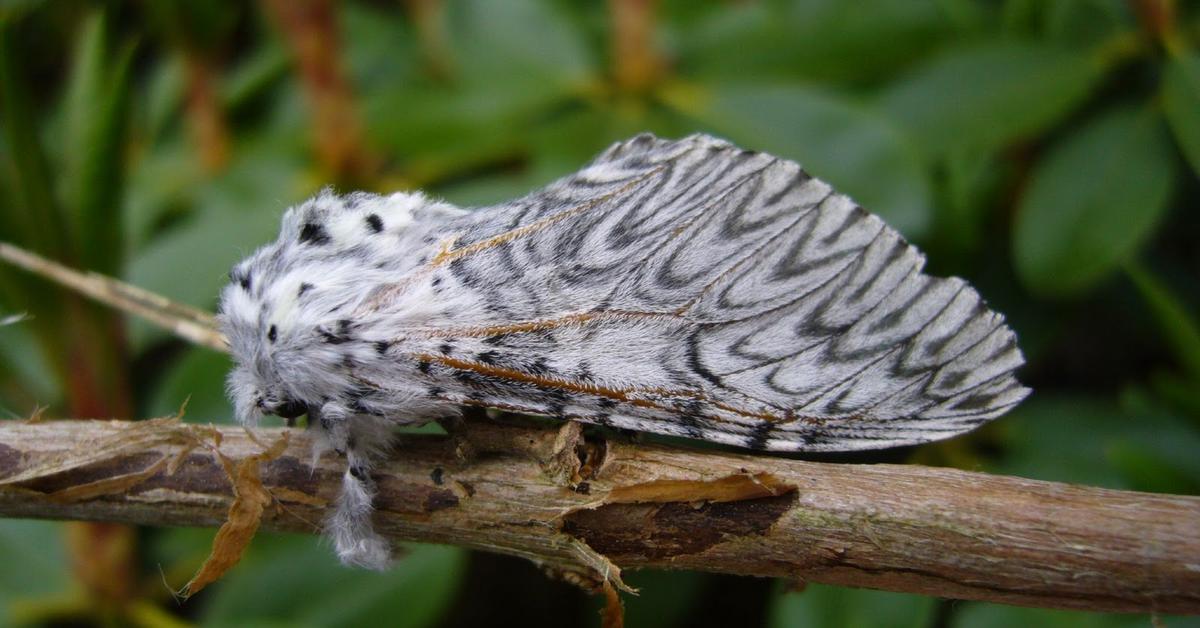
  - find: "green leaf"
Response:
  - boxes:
[880,42,1105,156]
[525,106,696,187]
[438,173,544,209]
[1044,0,1131,45]
[341,3,420,90]
[1013,106,1174,296]
[142,55,185,143]
[450,0,593,88]
[0,20,68,258]
[62,11,136,274]
[1000,0,1043,34]
[298,545,465,628]
[201,537,464,628]
[145,348,233,424]
[935,148,1013,259]
[362,0,592,173]
[1150,371,1200,422]
[611,570,705,628]
[1001,0,1133,44]
[126,200,282,317]
[768,582,934,628]
[0,310,58,412]
[125,142,307,331]
[680,0,965,85]
[992,395,1200,491]
[1162,53,1200,176]
[222,41,289,115]
[62,12,108,163]
[1125,263,1200,383]
[0,17,73,378]
[122,138,200,249]
[666,82,932,238]
[0,520,70,625]
[952,600,1193,628]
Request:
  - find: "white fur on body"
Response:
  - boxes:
[221,191,466,568]
[218,133,1029,569]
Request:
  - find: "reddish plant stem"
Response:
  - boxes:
[259,0,376,183]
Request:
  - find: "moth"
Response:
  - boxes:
[220,133,1029,568]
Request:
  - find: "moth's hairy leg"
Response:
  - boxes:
[318,403,393,570]
[330,448,391,570]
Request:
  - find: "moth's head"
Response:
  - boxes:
[218,188,453,423]
[219,250,346,423]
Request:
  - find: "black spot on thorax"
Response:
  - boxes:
[365,214,384,233]
[299,222,331,245]
[320,331,349,344]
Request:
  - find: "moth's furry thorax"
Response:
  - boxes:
[218,188,465,428]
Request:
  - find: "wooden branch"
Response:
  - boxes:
[1,418,1197,615]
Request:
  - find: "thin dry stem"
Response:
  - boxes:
[0,242,226,351]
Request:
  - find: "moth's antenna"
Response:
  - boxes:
[0,241,228,352]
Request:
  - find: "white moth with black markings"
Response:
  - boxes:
[220,133,1030,569]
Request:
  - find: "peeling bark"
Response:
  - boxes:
[0,418,1197,615]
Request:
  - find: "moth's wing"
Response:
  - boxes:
[416,133,1030,451]
[429,134,780,318]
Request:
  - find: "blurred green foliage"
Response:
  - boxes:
[1,0,1198,626]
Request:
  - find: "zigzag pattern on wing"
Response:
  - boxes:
[433,135,779,320]
[410,133,1029,451]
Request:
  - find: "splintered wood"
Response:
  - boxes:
[0,416,294,597]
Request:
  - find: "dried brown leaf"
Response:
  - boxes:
[181,431,289,598]
[269,486,328,507]
[0,416,202,492]
[47,455,171,503]
[600,578,625,628]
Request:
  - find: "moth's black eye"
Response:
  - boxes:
[274,400,308,419]
[267,325,278,343]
